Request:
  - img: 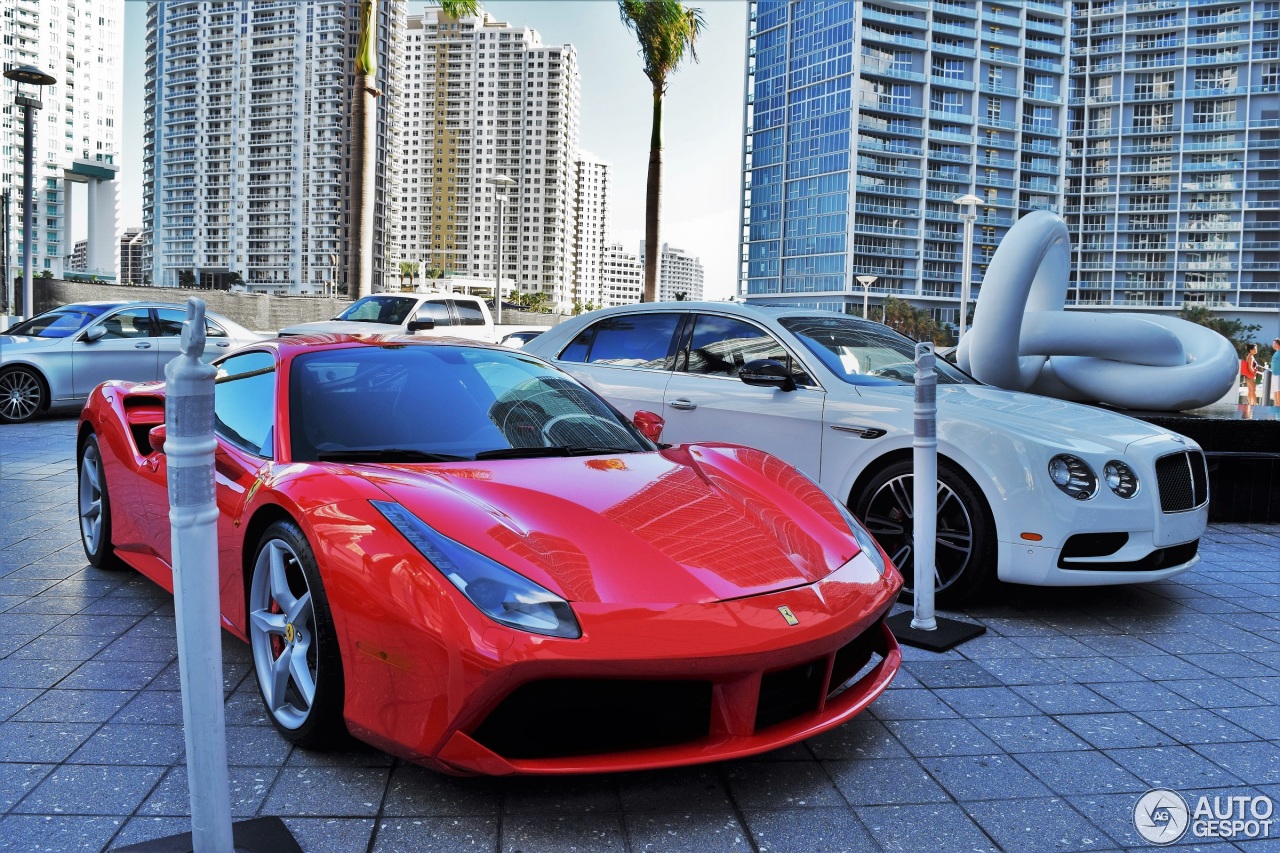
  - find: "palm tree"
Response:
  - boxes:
[618,0,705,303]
[351,1,479,300]
[349,0,380,300]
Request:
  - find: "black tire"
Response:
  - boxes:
[0,366,48,424]
[853,458,996,608]
[78,433,126,571]
[247,519,346,748]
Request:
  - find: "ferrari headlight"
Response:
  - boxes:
[836,500,887,576]
[1103,460,1140,499]
[372,501,581,639]
[1047,454,1098,500]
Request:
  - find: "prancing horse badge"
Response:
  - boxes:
[778,606,799,626]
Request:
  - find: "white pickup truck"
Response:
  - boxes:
[278,292,496,343]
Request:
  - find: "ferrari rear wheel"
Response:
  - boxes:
[248,520,345,748]
[0,366,47,424]
[78,434,125,571]
[853,459,996,609]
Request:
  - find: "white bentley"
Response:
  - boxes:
[522,302,1207,606]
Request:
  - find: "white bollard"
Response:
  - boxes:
[911,342,938,632]
[164,299,234,852]
[1262,368,1274,407]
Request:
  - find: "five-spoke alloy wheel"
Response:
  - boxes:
[854,459,995,608]
[248,520,344,747]
[78,434,124,570]
[0,366,47,424]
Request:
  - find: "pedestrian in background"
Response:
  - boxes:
[1241,343,1260,405]
[1273,338,1280,406]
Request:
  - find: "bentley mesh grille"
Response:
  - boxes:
[1155,450,1208,513]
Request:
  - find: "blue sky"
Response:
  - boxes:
[120,0,748,298]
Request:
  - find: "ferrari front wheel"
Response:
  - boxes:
[78,433,124,571]
[248,520,345,748]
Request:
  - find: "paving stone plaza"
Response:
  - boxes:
[1,414,1277,852]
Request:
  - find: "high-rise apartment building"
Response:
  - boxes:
[2,0,124,281]
[1065,1,1279,317]
[602,241,642,307]
[740,1,1278,332]
[143,0,403,293]
[640,242,705,302]
[395,9,580,306]
[120,226,144,284]
[571,153,609,307]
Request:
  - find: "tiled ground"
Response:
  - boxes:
[1,414,1277,852]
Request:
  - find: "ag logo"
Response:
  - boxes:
[777,606,799,626]
[1134,788,1189,845]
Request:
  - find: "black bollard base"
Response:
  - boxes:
[887,611,986,652]
[114,816,302,853]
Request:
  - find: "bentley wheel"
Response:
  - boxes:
[248,520,345,747]
[853,459,996,608]
[78,434,125,570]
[0,366,47,424]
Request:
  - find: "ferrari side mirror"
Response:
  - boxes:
[148,424,167,455]
[632,410,665,443]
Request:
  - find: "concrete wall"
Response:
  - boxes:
[27,280,564,334]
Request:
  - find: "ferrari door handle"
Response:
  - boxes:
[134,342,152,349]
[667,398,697,411]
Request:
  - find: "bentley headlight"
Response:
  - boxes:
[1048,455,1098,500]
[836,500,887,576]
[1103,460,1139,499]
[372,501,581,639]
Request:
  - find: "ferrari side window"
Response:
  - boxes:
[214,351,277,458]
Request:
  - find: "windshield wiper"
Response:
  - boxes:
[317,448,466,463]
[473,445,635,460]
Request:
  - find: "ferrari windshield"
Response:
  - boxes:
[779,316,975,386]
[5,304,116,338]
[334,295,419,325]
[289,344,653,462]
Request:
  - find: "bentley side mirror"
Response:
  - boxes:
[148,424,167,455]
[632,410,665,443]
[83,325,106,343]
[739,359,797,392]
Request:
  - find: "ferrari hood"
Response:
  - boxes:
[855,384,1180,454]
[358,445,861,605]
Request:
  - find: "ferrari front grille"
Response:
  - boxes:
[1155,450,1208,513]
[470,678,712,760]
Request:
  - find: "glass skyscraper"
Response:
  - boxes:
[740,0,1278,333]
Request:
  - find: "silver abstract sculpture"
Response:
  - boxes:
[956,211,1238,411]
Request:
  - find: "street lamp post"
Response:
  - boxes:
[5,65,57,320]
[485,175,517,325]
[952,193,982,344]
[2,190,11,320]
[855,275,878,320]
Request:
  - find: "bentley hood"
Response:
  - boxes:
[853,384,1190,455]
[360,445,863,605]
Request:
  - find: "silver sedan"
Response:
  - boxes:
[1,301,261,423]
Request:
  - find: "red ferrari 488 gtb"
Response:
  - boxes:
[77,335,901,775]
